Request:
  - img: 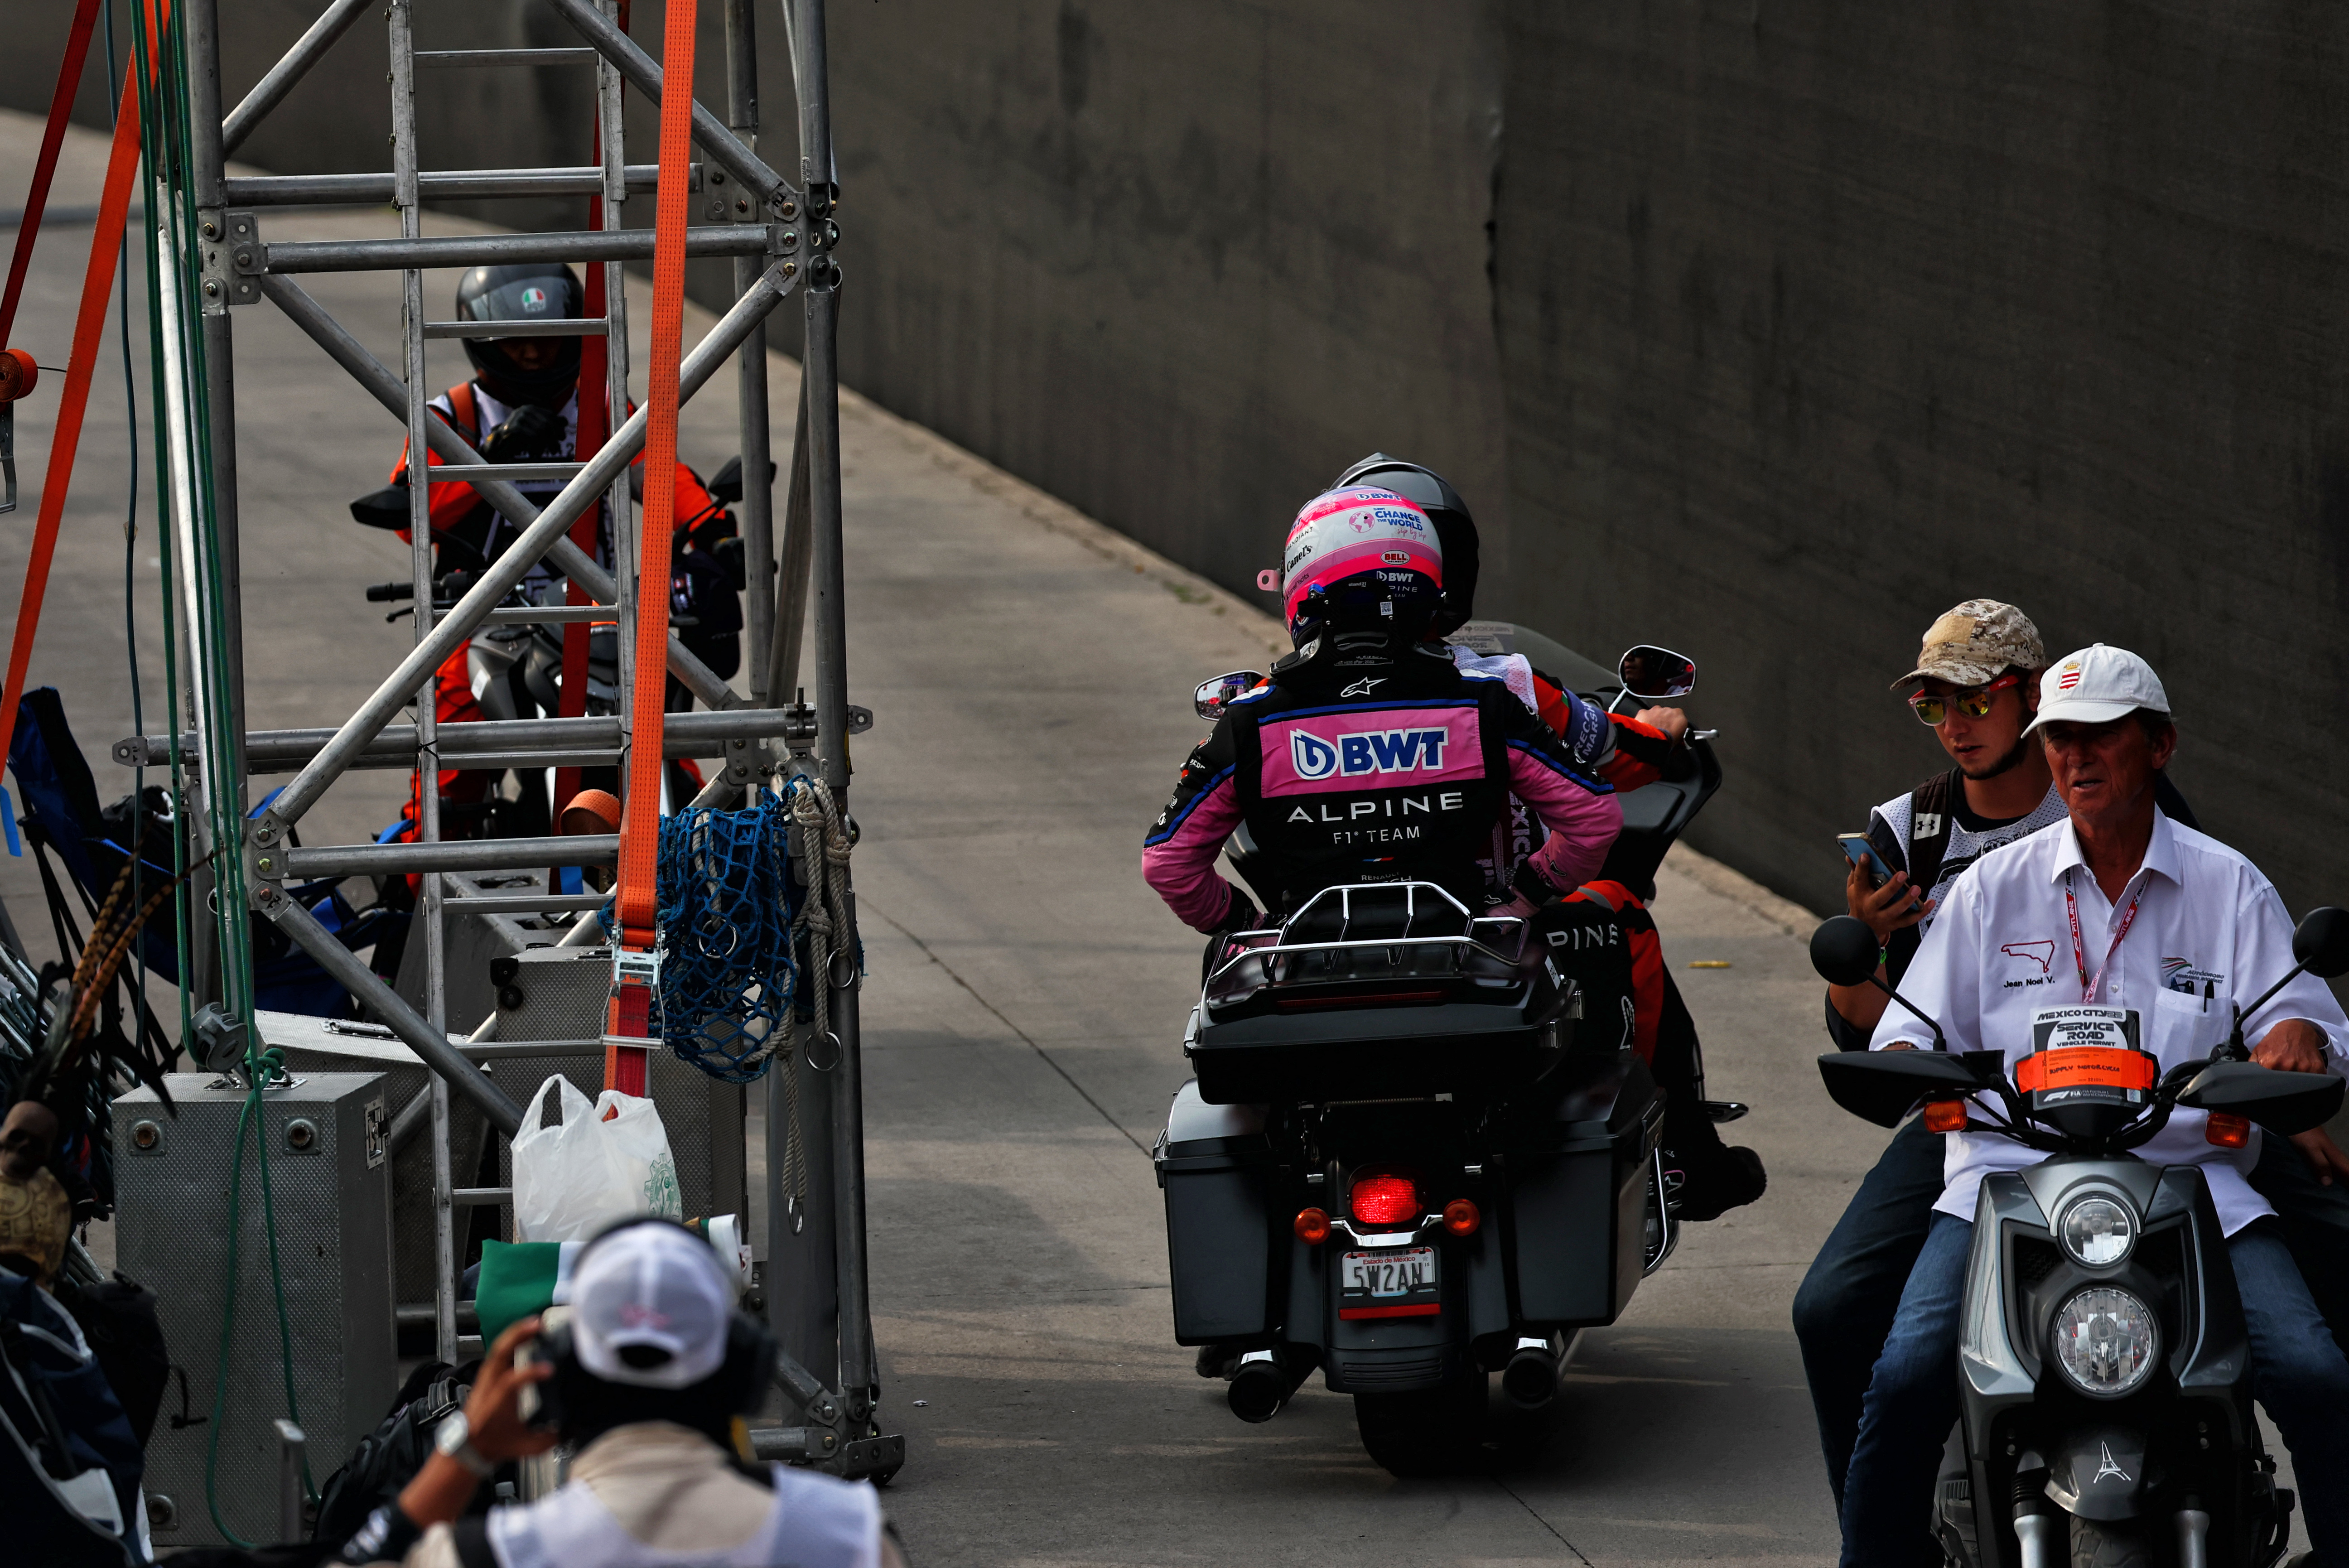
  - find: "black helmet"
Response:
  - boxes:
[456,264,584,407]
[1330,454,1478,637]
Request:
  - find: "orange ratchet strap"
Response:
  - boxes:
[0,24,157,771]
[2016,1047,2158,1095]
[605,0,699,1095]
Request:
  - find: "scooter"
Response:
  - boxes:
[1156,634,1723,1476]
[1806,909,2349,1567]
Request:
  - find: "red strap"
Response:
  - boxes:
[0,0,103,347]
[606,0,696,1069]
[0,37,152,773]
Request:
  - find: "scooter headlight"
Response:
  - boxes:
[2050,1287,2160,1399]
[2057,1197,2136,1268]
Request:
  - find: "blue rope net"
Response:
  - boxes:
[646,788,803,1082]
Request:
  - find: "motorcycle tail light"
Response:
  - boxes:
[2205,1113,2250,1149]
[1923,1100,1968,1134]
[1349,1172,1420,1228]
[1442,1199,1480,1237]
[1293,1207,1331,1245]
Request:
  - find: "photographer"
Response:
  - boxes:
[338,1219,904,1568]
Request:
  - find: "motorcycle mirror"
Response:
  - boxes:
[2178,1060,2348,1136]
[1617,645,1696,702]
[2291,907,2349,979]
[1195,671,1267,722]
[1809,917,1882,988]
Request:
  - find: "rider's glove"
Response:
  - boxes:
[481,403,565,463]
[1213,887,1262,934]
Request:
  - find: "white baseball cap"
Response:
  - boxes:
[2024,644,2171,733]
[569,1220,733,1390]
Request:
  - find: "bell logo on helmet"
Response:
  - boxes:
[521,285,549,312]
[1380,550,1410,564]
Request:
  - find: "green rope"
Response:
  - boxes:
[132,5,313,1537]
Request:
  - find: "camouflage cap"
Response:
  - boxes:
[1893,599,2045,689]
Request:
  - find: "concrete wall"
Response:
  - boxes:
[11,1,2347,917]
[822,0,1510,584]
[1490,1,2349,914]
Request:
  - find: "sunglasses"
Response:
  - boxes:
[1908,673,2020,726]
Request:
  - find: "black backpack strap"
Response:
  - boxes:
[450,1515,499,1568]
[1881,769,1959,986]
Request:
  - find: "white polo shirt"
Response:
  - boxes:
[1870,810,2348,1234]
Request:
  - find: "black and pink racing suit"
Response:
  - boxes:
[1141,644,1622,930]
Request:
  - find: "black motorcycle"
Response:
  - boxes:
[1807,910,2349,1568]
[1156,632,1725,1475]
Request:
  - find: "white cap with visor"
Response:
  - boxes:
[2024,644,2171,734]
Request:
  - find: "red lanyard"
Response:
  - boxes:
[2064,871,2144,1004]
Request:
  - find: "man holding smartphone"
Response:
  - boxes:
[1794,600,2089,1508]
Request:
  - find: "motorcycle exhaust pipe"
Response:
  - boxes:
[1227,1350,1304,1424]
[1501,1338,1562,1410]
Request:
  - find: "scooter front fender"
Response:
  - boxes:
[2043,1426,2151,1522]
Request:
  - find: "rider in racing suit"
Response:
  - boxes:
[1320,454,1764,1220]
[1144,485,1622,934]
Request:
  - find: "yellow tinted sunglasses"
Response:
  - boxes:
[1909,673,2019,725]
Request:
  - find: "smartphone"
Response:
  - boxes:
[1837,833,1920,906]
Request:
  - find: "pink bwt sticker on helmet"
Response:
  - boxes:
[1279,487,1442,627]
[1257,707,1484,796]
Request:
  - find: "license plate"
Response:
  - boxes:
[1339,1246,1438,1319]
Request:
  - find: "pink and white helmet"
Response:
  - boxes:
[1279,487,1444,636]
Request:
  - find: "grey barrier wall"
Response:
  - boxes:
[11,0,2344,917]
[1489,2,2349,913]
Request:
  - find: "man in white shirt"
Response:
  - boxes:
[1839,645,2349,1568]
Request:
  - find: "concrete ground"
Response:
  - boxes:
[3,107,1919,1564]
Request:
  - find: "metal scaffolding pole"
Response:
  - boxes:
[145,0,894,1486]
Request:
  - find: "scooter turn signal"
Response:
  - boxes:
[2205,1113,2250,1149]
[1923,1100,1968,1134]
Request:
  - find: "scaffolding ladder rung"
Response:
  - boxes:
[460,462,588,482]
[414,48,598,68]
[480,604,617,624]
[223,164,692,206]
[282,834,618,878]
[450,1187,514,1205]
[261,224,777,274]
[424,318,607,339]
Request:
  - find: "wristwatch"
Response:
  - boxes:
[434,1410,496,1479]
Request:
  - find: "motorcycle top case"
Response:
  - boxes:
[1184,904,1573,1106]
[1498,1046,1661,1328]
[1154,1081,1276,1345]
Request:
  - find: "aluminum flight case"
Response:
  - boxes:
[114,1071,396,1549]
[1152,1082,1276,1344]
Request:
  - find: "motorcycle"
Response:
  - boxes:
[1806,908,2349,1567]
[1155,630,1725,1475]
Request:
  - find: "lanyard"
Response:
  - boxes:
[2064,871,2144,1004]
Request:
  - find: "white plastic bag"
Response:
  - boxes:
[510,1075,684,1242]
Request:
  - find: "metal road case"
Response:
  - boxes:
[115,1072,396,1549]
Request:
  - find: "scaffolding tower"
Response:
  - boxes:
[132,0,891,1487]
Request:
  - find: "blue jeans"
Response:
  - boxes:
[1792,1116,1949,1507]
[1839,1212,2349,1567]
[1796,1122,2349,1512]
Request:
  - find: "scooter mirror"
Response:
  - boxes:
[2291,907,2349,980]
[1810,917,1882,988]
[1195,671,1267,722]
[1617,645,1696,702]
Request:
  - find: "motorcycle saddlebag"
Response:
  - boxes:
[1184,999,1567,1106]
[1500,1047,1661,1328]
[1153,1081,1276,1345]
